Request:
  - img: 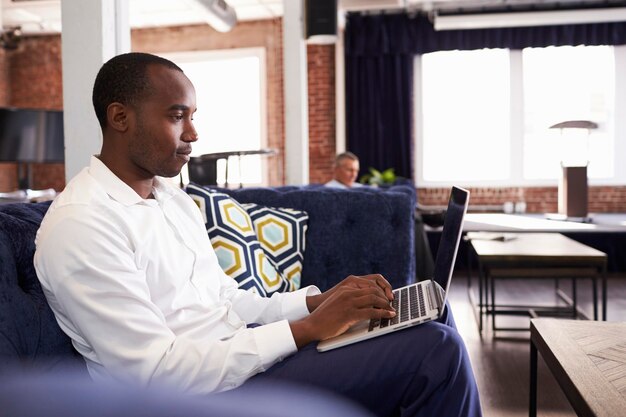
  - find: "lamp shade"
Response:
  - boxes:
[549,120,598,130]
[0,108,64,163]
[549,119,597,167]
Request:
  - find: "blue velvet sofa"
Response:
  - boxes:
[0,184,416,377]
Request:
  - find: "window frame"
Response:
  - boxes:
[414,44,626,188]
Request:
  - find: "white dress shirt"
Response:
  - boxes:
[34,156,319,394]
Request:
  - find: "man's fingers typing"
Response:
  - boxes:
[352,292,395,312]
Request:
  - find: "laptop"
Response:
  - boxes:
[317,186,469,352]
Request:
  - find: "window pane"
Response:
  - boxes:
[167,52,264,185]
[421,49,510,182]
[523,45,614,179]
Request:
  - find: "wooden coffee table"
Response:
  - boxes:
[530,318,626,417]
[467,233,607,333]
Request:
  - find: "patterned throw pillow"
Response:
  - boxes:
[186,183,290,296]
[242,203,308,291]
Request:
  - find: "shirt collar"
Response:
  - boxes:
[88,156,179,206]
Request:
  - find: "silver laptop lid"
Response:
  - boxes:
[432,186,469,310]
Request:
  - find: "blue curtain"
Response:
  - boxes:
[344,12,626,181]
[345,13,415,181]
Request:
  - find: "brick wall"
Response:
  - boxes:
[418,186,626,213]
[0,163,18,191]
[307,44,335,184]
[9,35,62,110]
[0,48,8,106]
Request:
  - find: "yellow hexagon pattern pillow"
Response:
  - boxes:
[186,183,290,296]
[242,203,308,291]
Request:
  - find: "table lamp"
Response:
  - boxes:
[549,120,597,221]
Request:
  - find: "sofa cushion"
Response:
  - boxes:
[217,185,416,291]
[186,184,291,296]
[0,201,82,372]
[242,203,308,291]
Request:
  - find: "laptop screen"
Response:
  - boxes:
[432,186,469,295]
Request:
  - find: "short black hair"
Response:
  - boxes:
[92,52,183,129]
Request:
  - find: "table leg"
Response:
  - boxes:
[572,278,577,319]
[602,263,608,321]
[478,259,484,334]
[529,339,538,417]
[491,271,496,331]
[592,275,598,321]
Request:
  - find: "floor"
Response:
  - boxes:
[447,272,626,417]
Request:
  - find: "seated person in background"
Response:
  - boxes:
[34,52,482,417]
[325,152,364,189]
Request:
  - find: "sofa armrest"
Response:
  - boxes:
[0,202,82,372]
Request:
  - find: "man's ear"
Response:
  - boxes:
[106,103,130,132]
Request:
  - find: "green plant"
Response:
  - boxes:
[359,167,397,186]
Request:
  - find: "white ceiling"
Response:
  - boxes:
[0,0,614,35]
[0,0,382,34]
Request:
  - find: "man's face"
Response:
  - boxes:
[128,65,198,178]
[334,158,360,187]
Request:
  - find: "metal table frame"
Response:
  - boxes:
[465,233,607,335]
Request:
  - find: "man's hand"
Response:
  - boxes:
[290,274,395,348]
[306,274,394,312]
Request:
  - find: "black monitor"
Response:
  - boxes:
[188,156,218,186]
[0,107,65,163]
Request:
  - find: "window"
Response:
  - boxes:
[162,48,267,186]
[523,45,614,180]
[419,49,510,182]
[416,45,624,186]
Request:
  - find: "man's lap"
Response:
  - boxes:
[245,305,473,415]
[252,318,463,385]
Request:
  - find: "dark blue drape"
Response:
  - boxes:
[345,13,415,181]
[344,12,626,181]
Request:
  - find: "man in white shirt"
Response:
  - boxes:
[34,53,482,416]
[325,152,364,189]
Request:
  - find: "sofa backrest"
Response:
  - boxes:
[0,201,83,372]
[219,185,416,291]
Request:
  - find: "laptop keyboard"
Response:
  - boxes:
[368,284,427,332]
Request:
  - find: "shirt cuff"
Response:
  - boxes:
[281,285,321,321]
[252,319,298,367]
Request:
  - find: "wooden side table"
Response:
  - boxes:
[530,318,626,417]
[467,233,607,334]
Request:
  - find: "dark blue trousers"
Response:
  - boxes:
[246,305,482,417]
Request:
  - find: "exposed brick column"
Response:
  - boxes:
[307,44,335,185]
[9,36,63,110]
